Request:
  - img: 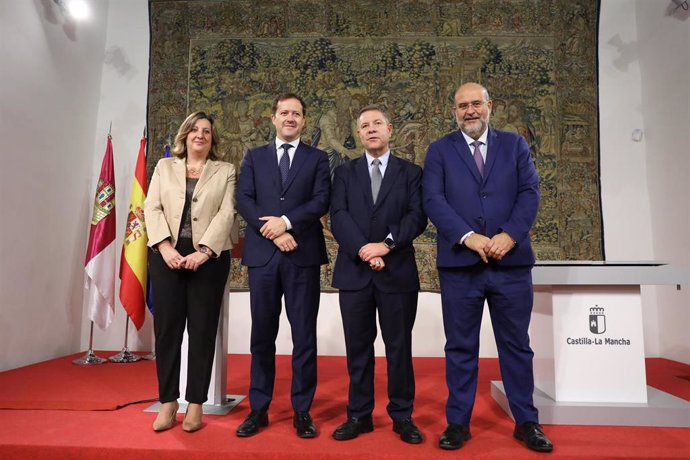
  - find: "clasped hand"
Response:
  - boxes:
[464,232,515,263]
[358,242,389,271]
[159,243,209,272]
[259,216,287,240]
[273,232,298,252]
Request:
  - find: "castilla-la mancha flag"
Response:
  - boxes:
[84,135,117,330]
[119,136,148,330]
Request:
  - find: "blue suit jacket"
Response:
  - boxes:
[330,154,427,293]
[423,128,540,268]
[236,141,331,267]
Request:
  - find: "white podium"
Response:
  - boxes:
[491,261,690,427]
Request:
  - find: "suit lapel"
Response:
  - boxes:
[374,154,400,207]
[172,157,187,188]
[450,131,482,183]
[282,141,306,191]
[193,160,221,197]
[261,143,281,190]
[354,154,374,206]
[483,128,499,181]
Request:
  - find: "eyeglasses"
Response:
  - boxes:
[454,100,487,111]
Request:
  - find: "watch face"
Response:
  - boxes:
[384,238,395,248]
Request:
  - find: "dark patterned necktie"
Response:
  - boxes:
[472,140,484,177]
[280,143,292,185]
[371,158,382,204]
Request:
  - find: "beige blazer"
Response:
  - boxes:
[144,157,237,255]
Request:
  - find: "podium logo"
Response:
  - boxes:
[589,306,606,334]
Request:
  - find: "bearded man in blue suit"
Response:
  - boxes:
[423,83,553,453]
[235,93,330,439]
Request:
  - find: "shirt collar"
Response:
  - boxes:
[365,150,391,166]
[275,137,300,151]
[460,128,488,148]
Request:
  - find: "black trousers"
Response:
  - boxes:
[149,238,230,404]
[339,283,418,420]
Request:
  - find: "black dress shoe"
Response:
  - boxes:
[392,419,423,444]
[293,411,317,438]
[236,410,268,437]
[438,423,471,450]
[513,422,553,452]
[332,416,374,441]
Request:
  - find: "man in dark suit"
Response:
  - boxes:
[330,105,427,444]
[423,83,553,452]
[235,93,330,438]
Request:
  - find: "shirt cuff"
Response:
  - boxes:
[281,215,292,231]
[459,231,474,246]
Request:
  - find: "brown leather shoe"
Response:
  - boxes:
[153,400,179,432]
[182,403,203,432]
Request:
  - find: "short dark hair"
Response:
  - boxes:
[272,93,307,117]
[358,104,391,124]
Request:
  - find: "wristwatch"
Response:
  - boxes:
[383,237,396,250]
[199,246,214,257]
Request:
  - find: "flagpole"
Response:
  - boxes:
[142,136,165,362]
[142,336,156,360]
[114,130,149,363]
[109,317,142,363]
[72,322,107,365]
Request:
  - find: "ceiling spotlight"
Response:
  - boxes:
[53,0,90,21]
[67,0,89,20]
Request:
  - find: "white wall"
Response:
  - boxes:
[1,0,687,371]
[0,0,110,371]
[78,0,153,354]
[634,0,690,363]
[599,0,690,364]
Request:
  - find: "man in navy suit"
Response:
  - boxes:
[235,93,330,438]
[423,83,553,452]
[330,106,427,444]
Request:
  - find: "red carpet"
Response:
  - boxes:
[0,352,156,411]
[0,354,689,459]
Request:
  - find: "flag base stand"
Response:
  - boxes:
[72,349,108,365]
[109,347,142,363]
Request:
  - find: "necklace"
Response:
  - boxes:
[186,161,206,175]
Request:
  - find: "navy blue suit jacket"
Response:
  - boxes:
[330,154,427,293]
[423,128,540,268]
[236,141,331,267]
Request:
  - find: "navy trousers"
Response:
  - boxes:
[247,251,321,413]
[439,263,539,426]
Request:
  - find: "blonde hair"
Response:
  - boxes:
[172,111,220,160]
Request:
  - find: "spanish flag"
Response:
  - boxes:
[119,136,148,330]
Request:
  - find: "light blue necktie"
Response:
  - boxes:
[371,158,382,204]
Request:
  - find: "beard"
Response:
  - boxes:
[459,116,488,139]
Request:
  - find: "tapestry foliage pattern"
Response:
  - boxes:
[148,0,602,291]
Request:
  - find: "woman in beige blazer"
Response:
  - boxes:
[145,111,235,433]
